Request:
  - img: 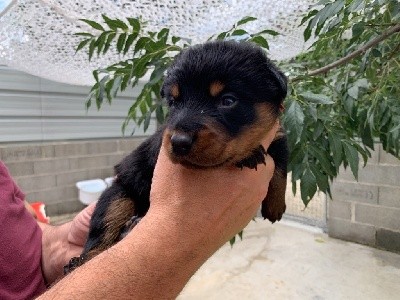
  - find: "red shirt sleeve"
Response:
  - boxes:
[0,161,47,299]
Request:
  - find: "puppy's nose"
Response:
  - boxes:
[171,133,193,156]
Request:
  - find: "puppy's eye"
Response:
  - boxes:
[219,96,237,108]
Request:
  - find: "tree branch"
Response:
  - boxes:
[291,23,400,82]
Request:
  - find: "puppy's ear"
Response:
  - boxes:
[271,68,288,101]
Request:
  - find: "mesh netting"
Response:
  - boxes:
[0,0,315,85]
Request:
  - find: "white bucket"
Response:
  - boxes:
[104,176,115,187]
[76,179,107,205]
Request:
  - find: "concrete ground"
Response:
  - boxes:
[178,219,400,300]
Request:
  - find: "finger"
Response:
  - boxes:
[68,203,95,246]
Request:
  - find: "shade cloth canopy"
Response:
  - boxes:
[0,0,314,85]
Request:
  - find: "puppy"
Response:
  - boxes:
[64,40,289,273]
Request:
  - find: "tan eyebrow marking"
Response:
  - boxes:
[171,84,179,98]
[209,81,225,97]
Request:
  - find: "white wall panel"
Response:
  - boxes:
[0,92,42,116]
[0,66,154,142]
[0,118,43,142]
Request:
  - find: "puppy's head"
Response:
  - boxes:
[161,40,287,168]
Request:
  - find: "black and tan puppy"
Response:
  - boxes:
[65,40,289,272]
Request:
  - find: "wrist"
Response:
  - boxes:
[40,223,70,285]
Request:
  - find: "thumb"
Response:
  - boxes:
[68,203,95,246]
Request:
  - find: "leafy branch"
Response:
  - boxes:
[76,0,400,207]
[292,22,400,82]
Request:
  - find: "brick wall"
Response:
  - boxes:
[328,145,400,253]
[1,138,145,216]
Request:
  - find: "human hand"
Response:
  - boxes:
[148,121,279,259]
[40,203,95,284]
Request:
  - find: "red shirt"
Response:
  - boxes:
[0,161,46,299]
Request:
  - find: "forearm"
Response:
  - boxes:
[38,209,215,299]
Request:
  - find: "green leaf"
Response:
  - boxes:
[328,132,343,168]
[101,15,117,30]
[304,22,313,42]
[95,32,108,55]
[76,38,91,53]
[103,32,116,54]
[308,105,318,121]
[256,29,279,36]
[315,0,345,31]
[127,18,141,32]
[144,111,152,132]
[92,70,99,83]
[96,76,108,109]
[300,9,318,26]
[134,37,151,54]
[80,19,105,31]
[110,76,122,98]
[352,22,365,37]
[371,49,382,58]
[347,86,359,99]
[250,36,269,49]
[354,78,368,88]
[310,164,329,193]
[299,92,334,104]
[75,32,94,37]
[309,145,336,176]
[229,235,236,247]
[343,142,359,180]
[117,33,127,53]
[231,29,248,36]
[172,36,181,44]
[343,96,354,116]
[88,39,96,61]
[217,31,228,40]
[359,111,374,149]
[157,28,169,40]
[149,66,167,85]
[348,0,364,12]
[313,120,324,140]
[236,16,257,26]
[286,100,304,141]
[124,32,138,54]
[155,105,165,124]
[300,169,317,206]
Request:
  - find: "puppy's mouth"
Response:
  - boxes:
[170,154,233,169]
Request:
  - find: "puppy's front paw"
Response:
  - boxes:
[261,169,287,223]
[261,200,286,223]
[64,254,87,274]
[235,145,267,170]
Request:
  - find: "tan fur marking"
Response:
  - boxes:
[224,103,278,163]
[171,84,179,98]
[85,198,135,261]
[209,81,225,97]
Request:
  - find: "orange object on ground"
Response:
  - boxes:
[30,202,50,224]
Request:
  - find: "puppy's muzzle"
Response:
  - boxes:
[170,132,193,156]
